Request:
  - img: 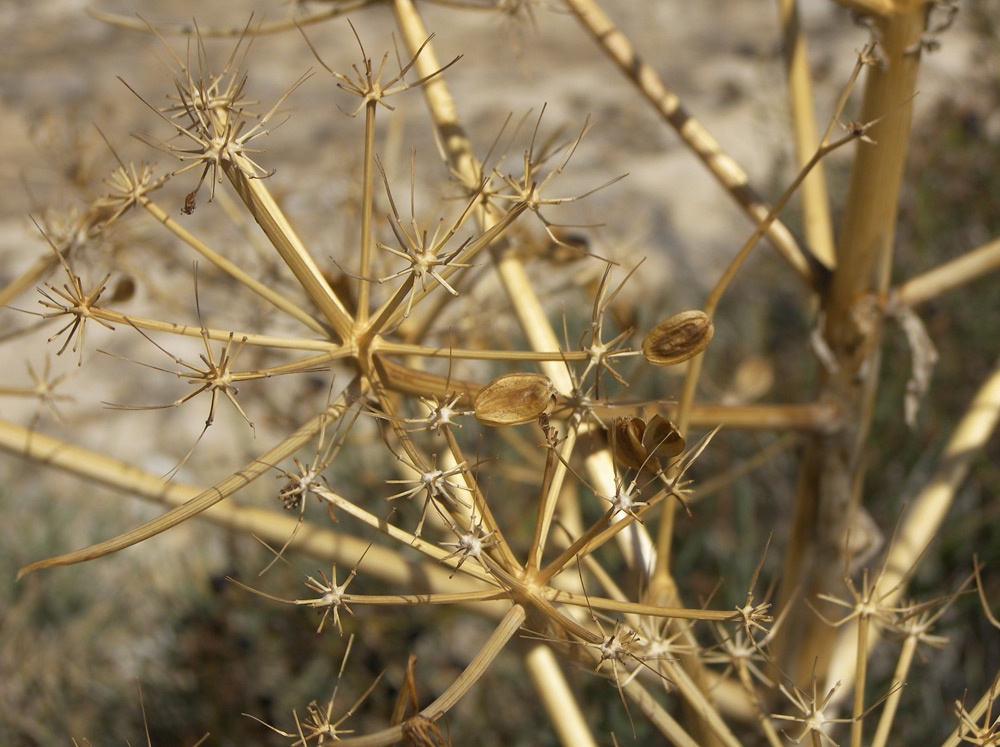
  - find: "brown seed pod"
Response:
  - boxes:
[642,310,714,366]
[474,373,557,427]
[641,414,685,459]
[611,416,649,472]
[109,276,136,304]
[612,414,685,472]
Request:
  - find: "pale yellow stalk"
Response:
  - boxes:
[564,0,817,285]
[893,236,1000,308]
[777,0,836,268]
[525,644,599,747]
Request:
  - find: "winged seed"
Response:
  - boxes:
[642,310,714,366]
[474,373,557,427]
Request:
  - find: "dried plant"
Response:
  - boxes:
[2,0,998,745]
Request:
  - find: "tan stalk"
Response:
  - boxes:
[0,251,70,310]
[85,2,375,37]
[824,351,1000,689]
[893,235,1000,308]
[851,612,870,747]
[621,675,701,747]
[524,644,599,747]
[379,354,839,427]
[544,590,746,623]
[222,158,355,341]
[16,381,362,576]
[88,306,339,353]
[357,85,377,325]
[870,633,918,747]
[379,339,591,363]
[440,426,520,570]
[939,667,1000,747]
[335,604,527,747]
[777,0,836,268]
[311,485,496,586]
[564,0,817,284]
[775,5,929,687]
[527,423,578,571]
[654,657,743,747]
[827,0,894,15]
[339,590,508,607]
[137,196,327,334]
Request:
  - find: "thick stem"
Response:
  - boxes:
[775,4,928,687]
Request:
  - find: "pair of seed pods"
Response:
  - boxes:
[471,308,713,430]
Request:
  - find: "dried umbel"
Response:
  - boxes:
[642,310,714,366]
[612,414,685,472]
[473,372,557,426]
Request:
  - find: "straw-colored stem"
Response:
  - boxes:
[879,352,1000,605]
[621,675,701,747]
[524,643,598,747]
[939,667,1000,747]
[893,235,1000,308]
[313,484,496,586]
[563,0,817,286]
[377,339,590,362]
[139,196,327,335]
[222,159,355,341]
[357,100,377,325]
[528,424,578,571]
[656,657,743,747]
[85,2,375,37]
[827,0,894,15]
[15,381,362,576]
[870,633,918,747]
[543,589,744,623]
[90,307,338,352]
[336,604,527,747]
[851,614,870,747]
[776,6,927,687]
[0,248,68,309]
[442,426,521,571]
[777,0,836,268]
[734,659,784,747]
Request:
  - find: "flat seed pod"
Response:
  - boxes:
[642,310,714,366]
[474,373,556,427]
[612,416,651,472]
[109,276,136,303]
[641,414,685,459]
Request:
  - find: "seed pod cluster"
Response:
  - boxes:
[474,373,557,427]
[612,414,684,472]
[642,310,713,366]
